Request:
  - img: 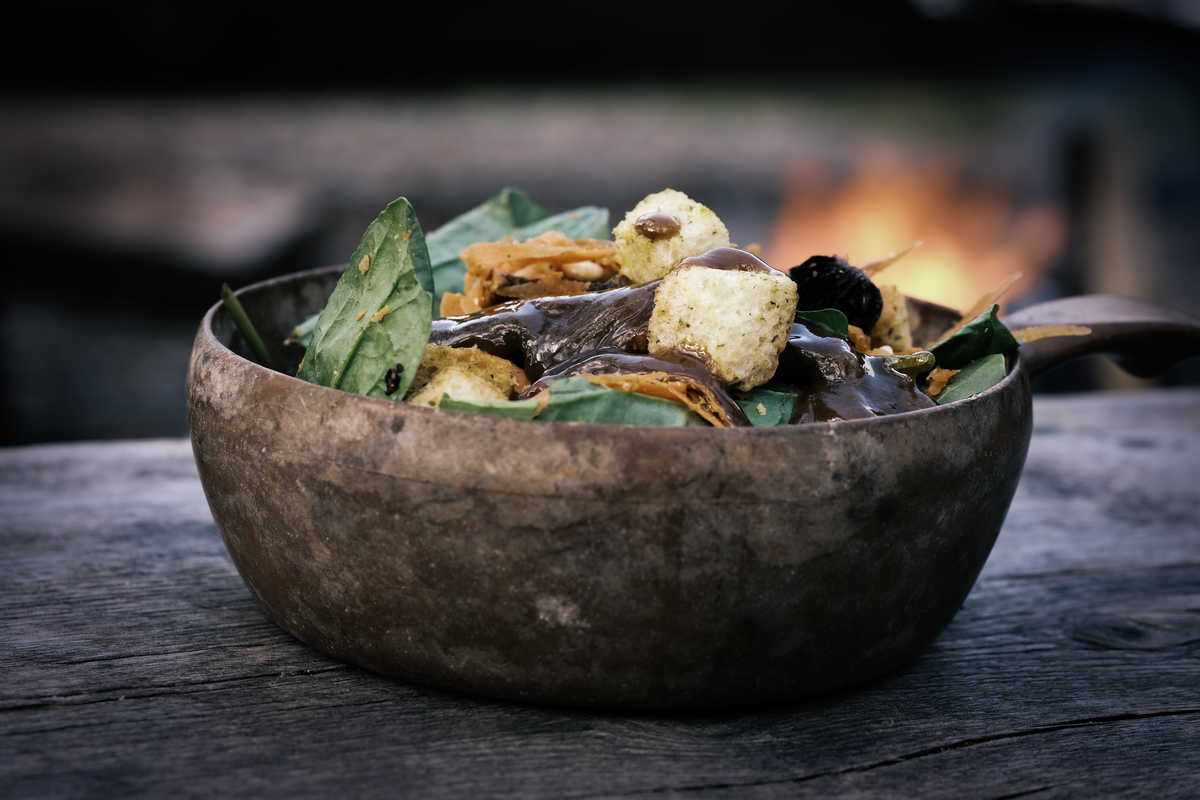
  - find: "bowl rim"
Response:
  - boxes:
[195,265,1028,437]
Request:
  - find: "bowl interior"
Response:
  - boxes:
[213,266,341,375]
[214,265,964,382]
[191,268,1027,709]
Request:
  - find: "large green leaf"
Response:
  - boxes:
[426,188,610,299]
[440,395,542,420]
[737,384,796,426]
[794,308,850,340]
[508,205,610,242]
[536,378,706,425]
[437,377,707,426]
[285,190,611,343]
[935,353,1008,405]
[427,187,547,298]
[930,305,1019,369]
[297,198,433,401]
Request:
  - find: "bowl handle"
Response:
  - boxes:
[1004,294,1200,379]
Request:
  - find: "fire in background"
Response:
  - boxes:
[767,149,1066,312]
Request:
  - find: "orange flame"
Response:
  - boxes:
[766,150,1066,311]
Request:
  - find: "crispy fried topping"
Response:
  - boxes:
[925,367,959,397]
[933,273,1023,346]
[861,242,922,277]
[847,324,873,354]
[583,372,733,427]
[405,344,531,401]
[449,232,618,314]
[1013,324,1092,343]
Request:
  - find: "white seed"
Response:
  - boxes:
[561,260,608,282]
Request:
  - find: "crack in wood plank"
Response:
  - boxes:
[54,640,301,666]
[575,709,1200,798]
[0,665,350,713]
[986,563,1200,581]
[1,697,398,739]
[988,785,1059,800]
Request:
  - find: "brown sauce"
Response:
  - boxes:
[634,212,682,240]
[431,290,935,426]
[430,283,658,380]
[678,247,784,274]
[778,323,935,422]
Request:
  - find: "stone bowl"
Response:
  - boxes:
[187,265,1200,708]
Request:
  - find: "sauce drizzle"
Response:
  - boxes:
[678,247,785,274]
[634,212,682,240]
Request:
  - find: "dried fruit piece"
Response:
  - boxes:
[788,255,884,332]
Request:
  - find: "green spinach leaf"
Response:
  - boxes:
[220,283,276,371]
[935,353,1008,405]
[297,197,433,401]
[794,308,850,340]
[440,394,542,420]
[427,187,547,298]
[737,384,796,426]
[536,378,705,425]
[508,205,609,242]
[437,377,706,426]
[427,188,609,299]
[930,305,1018,369]
[284,313,319,350]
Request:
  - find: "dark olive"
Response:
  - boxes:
[788,255,884,332]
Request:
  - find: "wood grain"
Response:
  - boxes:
[2,390,1198,798]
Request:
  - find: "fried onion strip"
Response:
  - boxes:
[583,372,732,427]
[861,241,923,277]
[1012,324,1092,343]
[932,272,1024,346]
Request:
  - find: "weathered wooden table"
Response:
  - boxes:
[4,390,1198,798]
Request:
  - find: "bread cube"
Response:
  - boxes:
[647,263,798,390]
[406,345,529,407]
[870,284,914,351]
[613,189,731,284]
[408,367,509,408]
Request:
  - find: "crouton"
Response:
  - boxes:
[407,367,510,408]
[406,345,529,407]
[647,260,798,390]
[870,284,914,352]
[613,189,731,284]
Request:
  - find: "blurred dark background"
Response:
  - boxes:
[2,0,1198,444]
